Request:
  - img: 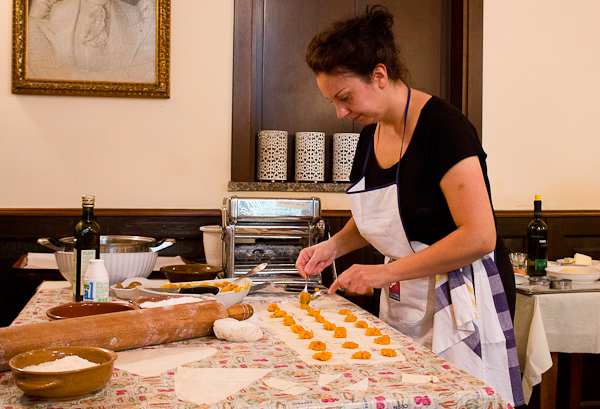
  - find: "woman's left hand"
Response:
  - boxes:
[328,263,390,294]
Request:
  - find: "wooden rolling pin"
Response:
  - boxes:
[0,299,253,373]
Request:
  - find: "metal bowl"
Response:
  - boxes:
[527,276,553,286]
[550,279,573,290]
[38,236,175,253]
[9,346,117,400]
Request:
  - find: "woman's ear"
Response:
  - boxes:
[371,64,389,89]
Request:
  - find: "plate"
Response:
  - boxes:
[545,265,600,284]
[47,301,137,320]
[137,277,252,308]
[556,259,600,267]
[110,277,155,300]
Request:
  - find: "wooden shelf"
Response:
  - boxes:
[228,181,350,193]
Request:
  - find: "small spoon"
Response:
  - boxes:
[310,288,323,301]
[299,275,310,306]
[231,263,268,285]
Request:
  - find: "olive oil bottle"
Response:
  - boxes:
[527,195,548,276]
[74,195,100,301]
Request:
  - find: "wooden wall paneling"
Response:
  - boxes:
[231,0,260,182]
[0,212,222,260]
[373,0,448,99]
[3,209,600,325]
[449,0,464,110]
[495,216,531,253]
[262,0,357,182]
[465,0,483,138]
[548,216,600,260]
[231,0,463,183]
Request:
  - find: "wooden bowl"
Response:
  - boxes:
[160,264,223,282]
[46,301,137,320]
[9,346,117,400]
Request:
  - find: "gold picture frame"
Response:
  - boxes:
[11,0,170,98]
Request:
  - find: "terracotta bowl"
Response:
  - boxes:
[160,264,223,282]
[46,301,137,320]
[9,346,117,400]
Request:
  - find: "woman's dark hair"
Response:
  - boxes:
[306,5,408,83]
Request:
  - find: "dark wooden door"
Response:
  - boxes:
[262,0,357,137]
[232,0,453,182]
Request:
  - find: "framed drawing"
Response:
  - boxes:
[11,0,170,98]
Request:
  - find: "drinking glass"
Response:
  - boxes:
[509,252,527,271]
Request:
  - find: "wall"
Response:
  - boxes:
[1,1,598,211]
[483,0,600,210]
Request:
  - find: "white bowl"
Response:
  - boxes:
[55,252,158,287]
[137,277,252,308]
[55,251,75,284]
[101,252,158,286]
[110,277,154,300]
[514,273,527,285]
[545,265,600,284]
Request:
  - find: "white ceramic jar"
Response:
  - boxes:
[295,132,325,182]
[332,133,360,182]
[256,130,288,181]
[200,225,223,267]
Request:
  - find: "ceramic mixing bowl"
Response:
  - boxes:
[55,251,158,286]
[9,346,117,400]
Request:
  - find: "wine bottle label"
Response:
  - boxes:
[534,259,547,270]
[75,250,96,297]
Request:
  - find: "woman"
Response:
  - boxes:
[296,6,524,407]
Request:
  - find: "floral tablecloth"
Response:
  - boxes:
[0,281,507,409]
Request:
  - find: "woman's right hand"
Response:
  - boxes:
[295,240,338,278]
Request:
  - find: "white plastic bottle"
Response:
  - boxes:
[83,259,110,302]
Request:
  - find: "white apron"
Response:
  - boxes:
[346,88,523,407]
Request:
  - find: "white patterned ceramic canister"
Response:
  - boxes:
[295,132,325,182]
[332,133,360,182]
[257,130,288,181]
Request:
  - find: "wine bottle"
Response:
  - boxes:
[74,195,100,302]
[527,195,548,276]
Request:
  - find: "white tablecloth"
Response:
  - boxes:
[514,291,600,403]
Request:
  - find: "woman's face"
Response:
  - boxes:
[316,72,383,125]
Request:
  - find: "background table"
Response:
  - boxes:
[0,281,508,409]
[514,291,600,408]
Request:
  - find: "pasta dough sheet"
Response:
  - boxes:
[256,301,406,364]
[115,347,217,376]
[175,367,272,404]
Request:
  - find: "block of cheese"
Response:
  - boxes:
[574,253,592,265]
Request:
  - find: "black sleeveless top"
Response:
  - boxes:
[350,96,516,319]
